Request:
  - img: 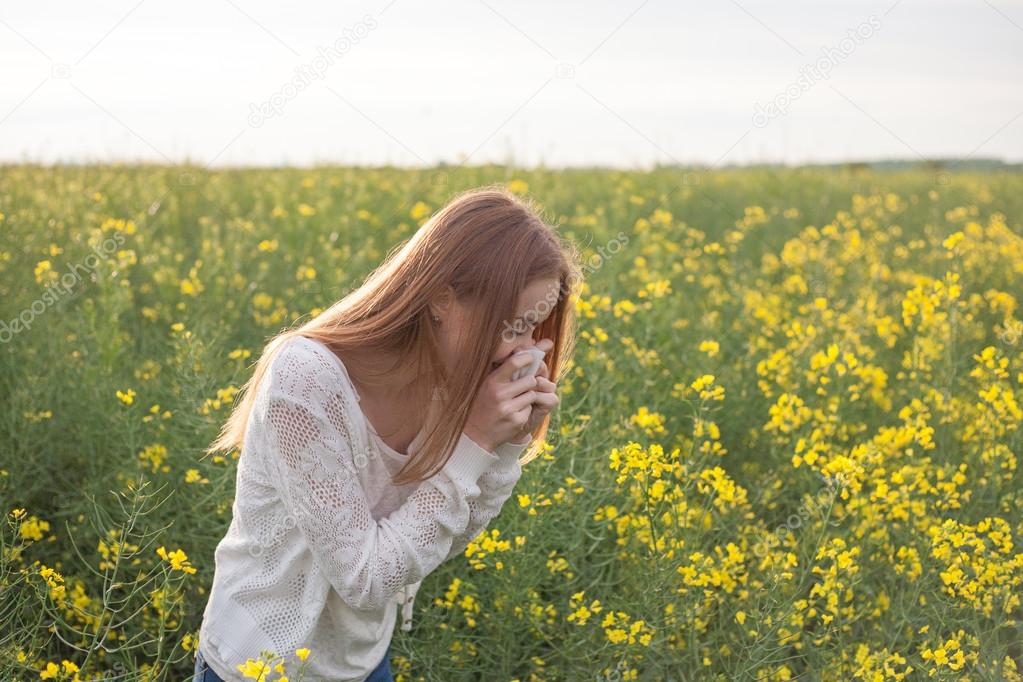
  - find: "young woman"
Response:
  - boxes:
[194,186,581,681]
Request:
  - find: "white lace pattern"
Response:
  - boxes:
[198,335,526,681]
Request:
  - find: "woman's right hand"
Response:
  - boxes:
[463,352,540,452]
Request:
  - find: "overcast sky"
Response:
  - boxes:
[3,0,1022,168]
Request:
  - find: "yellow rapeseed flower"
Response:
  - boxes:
[156,546,197,574]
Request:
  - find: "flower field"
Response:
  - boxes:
[1,164,1022,680]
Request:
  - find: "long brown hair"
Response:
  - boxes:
[206,184,583,485]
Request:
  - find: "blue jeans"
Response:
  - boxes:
[194,645,393,682]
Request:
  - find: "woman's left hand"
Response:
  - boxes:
[509,350,559,444]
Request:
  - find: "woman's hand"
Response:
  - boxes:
[464,352,542,452]
[508,349,559,444]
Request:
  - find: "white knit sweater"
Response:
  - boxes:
[199,335,528,681]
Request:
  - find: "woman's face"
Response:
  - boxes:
[434,277,561,376]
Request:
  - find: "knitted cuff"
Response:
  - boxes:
[441,433,500,485]
[495,438,530,460]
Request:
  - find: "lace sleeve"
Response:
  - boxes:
[443,440,526,562]
[257,341,500,611]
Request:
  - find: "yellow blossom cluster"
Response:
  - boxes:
[929,516,1023,617]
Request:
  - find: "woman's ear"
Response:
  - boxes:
[429,284,456,320]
